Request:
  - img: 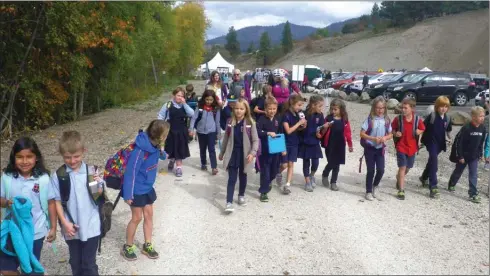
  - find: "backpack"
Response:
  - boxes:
[225,119,262,171]
[103,137,150,207]
[360,116,390,148]
[449,125,466,163]
[393,114,420,145]
[57,164,113,254]
[249,97,260,118]
[162,101,172,121]
[193,108,218,129]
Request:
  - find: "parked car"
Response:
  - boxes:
[475,89,489,106]
[364,71,427,100]
[332,72,376,90]
[313,71,349,89]
[347,72,402,94]
[473,77,489,93]
[387,72,476,106]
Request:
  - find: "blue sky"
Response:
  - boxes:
[204,1,375,39]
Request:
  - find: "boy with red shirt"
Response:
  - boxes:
[391,98,425,200]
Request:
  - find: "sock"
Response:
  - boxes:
[286,182,290,187]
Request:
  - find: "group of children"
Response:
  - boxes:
[1,80,488,274]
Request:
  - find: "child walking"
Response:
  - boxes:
[419,96,452,198]
[299,95,325,192]
[219,98,259,213]
[278,94,306,194]
[391,98,425,200]
[158,87,195,177]
[121,120,170,261]
[220,93,238,131]
[251,84,272,120]
[50,131,102,276]
[256,97,285,202]
[320,99,353,191]
[1,137,57,276]
[189,90,221,175]
[360,96,392,201]
[448,106,487,203]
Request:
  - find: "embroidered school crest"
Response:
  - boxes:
[274,120,278,127]
[32,183,39,193]
[316,117,319,124]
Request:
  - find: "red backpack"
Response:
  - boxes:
[225,119,262,171]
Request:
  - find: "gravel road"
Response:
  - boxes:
[1,80,488,275]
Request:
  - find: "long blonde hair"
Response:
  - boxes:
[370,96,389,119]
[281,78,289,89]
[231,98,255,126]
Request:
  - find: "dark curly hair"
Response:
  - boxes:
[3,137,49,178]
[198,89,219,109]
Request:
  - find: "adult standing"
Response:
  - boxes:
[229,69,251,102]
[271,69,300,112]
[253,68,264,96]
[325,70,332,81]
[362,72,369,90]
[206,70,228,108]
[302,73,309,93]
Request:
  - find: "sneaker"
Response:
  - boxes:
[419,176,428,188]
[429,188,440,199]
[372,186,382,201]
[238,196,247,206]
[305,182,313,192]
[168,160,175,171]
[365,193,374,201]
[142,242,159,259]
[276,174,283,187]
[310,175,316,189]
[396,190,405,200]
[121,244,137,261]
[283,185,291,195]
[322,176,330,188]
[212,168,218,175]
[470,195,481,203]
[330,182,339,191]
[225,202,234,213]
[201,165,208,171]
[448,184,456,192]
[175,167,183,177]
[260,193,269,202]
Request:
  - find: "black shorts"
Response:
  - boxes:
[131,188,157,207]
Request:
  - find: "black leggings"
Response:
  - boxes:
[322,163,340,184]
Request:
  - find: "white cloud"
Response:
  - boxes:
[204,1,375,39]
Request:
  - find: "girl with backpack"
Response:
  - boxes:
[419,96,452,199]
[320,99,353,192]
[157,87,195,177]
[121,120,170,261]
[359,96,392,201]
[1,137,57,275]
[298,95,325,192]
[219,98,259,213]
[189,90,221,175]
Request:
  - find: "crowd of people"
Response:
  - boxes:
[1,67,489,275]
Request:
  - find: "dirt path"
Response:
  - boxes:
[1,81,489,275]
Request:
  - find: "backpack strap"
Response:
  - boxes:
[56,165,75,224]
[430,112,436,125]
[365,116,373,135]
[398,115,403,132]
[384,117,390,134]
[1,173,13,221]
[413,115,419,138]
[164,101,172,121]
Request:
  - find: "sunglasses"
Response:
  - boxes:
[233,74,240,76]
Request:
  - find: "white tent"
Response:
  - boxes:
[419,67,432,72]
[200,52,234,72]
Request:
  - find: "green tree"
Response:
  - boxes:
[281,21,294,54]
[247,41,255,53]
[258,31,271,66]
[315,28,329,38]
[225,26,241,58]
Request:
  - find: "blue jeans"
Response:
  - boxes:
[197,132,217,169]
[421,143,442,189]
[449,158,479,196]
[364,147,385,193]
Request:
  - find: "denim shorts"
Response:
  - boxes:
[396,152,415,168]
[131,188,157,207]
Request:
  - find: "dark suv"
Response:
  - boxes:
[387,72,476,106]
[365,71,427,100]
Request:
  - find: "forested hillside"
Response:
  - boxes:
[0,2,208,136]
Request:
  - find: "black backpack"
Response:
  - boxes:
[193,107,218,129]
[449,124,466,163]
[57,164,113,254]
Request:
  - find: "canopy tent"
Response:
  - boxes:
[419,67,432,72]
[199,52,234,73]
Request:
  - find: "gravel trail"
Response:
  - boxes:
[1,80,488,275]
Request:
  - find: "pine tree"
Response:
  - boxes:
[258,32,271,66]
[281,21,293,54]
[225,26,241,58]
[247,41,254,53]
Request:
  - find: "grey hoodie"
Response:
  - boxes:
[189,107,221,135]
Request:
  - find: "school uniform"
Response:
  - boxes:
[256,116,281,194]
[321,115,353,184]
[298,113,324,177]
[361,116,392,193]
[282,110,300,163]
[391,114,425,168]
[220,120,259,204]
[158,101,194,160]
[253,97,266,121]
[420,113,452,189]
[0,173,51,274]
[49,162,100,276]
[189,105,221,169]
[449,122,486,197]
[220,105,233,131]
